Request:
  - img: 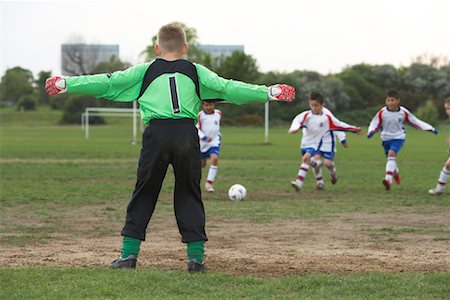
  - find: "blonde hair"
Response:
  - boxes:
[157,23,187,53]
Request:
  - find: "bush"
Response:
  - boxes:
[61,95,105,124]
[236,114,264,126]
[16,94,38,111]
[415,99,438,125]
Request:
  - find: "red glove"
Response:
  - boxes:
[268,84,296,102]
[45,76,67,95]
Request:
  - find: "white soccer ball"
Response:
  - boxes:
[228,184,247,201]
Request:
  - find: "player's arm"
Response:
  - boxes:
[327,114,361,133]
[402,107,438,134]
[367,110,383,138]
[195,64,295,104]
[195,116,209,142]
[45,63,151,102]
[288,113,307,134]
[335,131,348,147]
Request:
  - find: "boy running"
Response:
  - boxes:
[289,92,361,191]
[311,108,349,188]
[197,101,222,192]
[428,98,450,195]
[45,23,295,272]
[368,90,438,191]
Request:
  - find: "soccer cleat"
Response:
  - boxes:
[205,183,215,193]
[188,259,207,273]
[110,255,137,269]
[316,181,325,190]
[331,173,337,185]
[291,181,302,192]
[382,179,391,191]
[428,187,444,195]
[393,173,401,185]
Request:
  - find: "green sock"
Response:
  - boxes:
[121,236,141,258]
[187,240,205,263]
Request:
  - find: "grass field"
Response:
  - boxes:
[0,108,449,299]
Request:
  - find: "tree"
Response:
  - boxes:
[35,71,52,106]
[0,67,34,105]
[216,51,261,82]
[415,99,439,125]
[92,56,131,74]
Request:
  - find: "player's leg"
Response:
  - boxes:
[171,121,207,272]
[429,155,450,195]
[323,156,337,184]
[112,124,170,269]
[312,153,325,190]
[292,149,313,191]
[382,140,404,190]
[205,148,220,192]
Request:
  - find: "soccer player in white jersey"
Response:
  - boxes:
[197,101,222,192]
[368,90,438,191]
[289,92,361,191]
[429,98,450,195]
[311,108,349,188]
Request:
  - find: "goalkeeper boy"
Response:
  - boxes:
[45,23,295,273]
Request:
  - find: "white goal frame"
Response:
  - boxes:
[81,102,142,144]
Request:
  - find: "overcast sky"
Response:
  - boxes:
[1,0,449,78]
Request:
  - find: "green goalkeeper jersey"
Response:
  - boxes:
[66,59,269,124]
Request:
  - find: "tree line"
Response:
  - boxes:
[1,23,449,126]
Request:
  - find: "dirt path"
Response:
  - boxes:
[1,212,449,277]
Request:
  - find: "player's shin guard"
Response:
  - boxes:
[187,240,205,263]
[436,167,450,189]
[327,164,336,176]
[314,166,323,183]
[121,236,141,258]
[385,157,396,184]
[206,165,218,184]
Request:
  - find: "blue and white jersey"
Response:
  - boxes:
[196,109,222,153]
[289,108,358,152]
[368,106,435,141]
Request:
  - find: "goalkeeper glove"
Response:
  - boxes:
[268,84,295,102]
[45,76,67,95]
[367,131,375,138]
[433,129,439,135]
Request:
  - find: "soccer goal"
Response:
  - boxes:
[81,102,142,144]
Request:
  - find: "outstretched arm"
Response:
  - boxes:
[45,63,151,102]
[196,64,295,104]
[402,107,438,134]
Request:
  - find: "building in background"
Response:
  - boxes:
[61,44,119,75]
[197,44,244,58]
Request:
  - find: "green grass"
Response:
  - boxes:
[1,112,449,298]
[0,268,449,300]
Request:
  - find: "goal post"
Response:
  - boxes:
[81,101,142,143]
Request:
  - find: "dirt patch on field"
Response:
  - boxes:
[1,212,449,277]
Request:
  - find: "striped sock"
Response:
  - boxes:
[314,166,323,183]
[437,167,450,189]
[296,163,309,187]
[327,165,336,176]
[385,157,396,183]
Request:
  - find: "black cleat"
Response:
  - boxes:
[110,255,137,269]
[188,259,207,273]
[382,179,391,191]
[331,174,337,185]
